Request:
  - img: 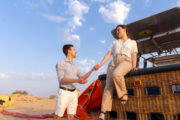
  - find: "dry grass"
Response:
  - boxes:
[12,90,28,95]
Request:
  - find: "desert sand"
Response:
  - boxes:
[0,94,78,120]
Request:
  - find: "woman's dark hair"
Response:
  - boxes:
[111,25,130,39]
[63,44,74,56]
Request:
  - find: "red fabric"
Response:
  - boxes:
[78,82,95,108]
[77,80,102,119]
[0,110,54,119]
[76,105,90,120]
[85,80,102,111]
[0,80,102,119]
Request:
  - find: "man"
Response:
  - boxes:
[54,44,95,120]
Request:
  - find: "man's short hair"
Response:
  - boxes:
[63,44,74,56]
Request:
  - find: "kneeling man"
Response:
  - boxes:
[54,44,95,120]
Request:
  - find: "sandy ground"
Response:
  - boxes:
[0,94,79,120]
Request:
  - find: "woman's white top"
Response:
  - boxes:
[109,38,138,58]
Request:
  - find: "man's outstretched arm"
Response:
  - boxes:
[81,67,95,80]
[60,77,87,84]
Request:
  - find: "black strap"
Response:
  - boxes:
[101,111,106,114]
[60,86,76,92]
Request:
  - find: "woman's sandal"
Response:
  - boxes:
[97,111,106,120]
[120,94,128,104]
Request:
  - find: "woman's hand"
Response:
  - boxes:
[95,51,111,71]
[132,66,138,71]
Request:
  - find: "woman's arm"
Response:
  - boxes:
[131,52,138,70]
[95,51,111,70]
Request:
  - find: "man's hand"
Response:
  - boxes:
[78,77,87,84]
[94,64,101,71]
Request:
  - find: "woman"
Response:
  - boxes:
[95,25,138,120]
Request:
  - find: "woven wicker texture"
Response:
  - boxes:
[100,70,180,120]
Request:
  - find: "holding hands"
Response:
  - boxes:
[77,64,105,84]
[94,64,101,71]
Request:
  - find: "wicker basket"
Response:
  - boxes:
[99,64,180,120]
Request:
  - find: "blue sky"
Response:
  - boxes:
[0,0,179,97]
